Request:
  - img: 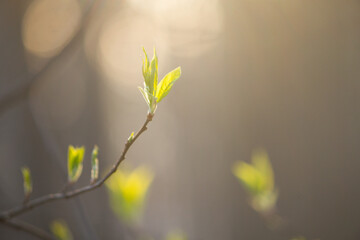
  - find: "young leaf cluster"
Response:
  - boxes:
[139,48,181,114]
[105,166,154,223]
[67,145,99,185]
[232,150,278,213]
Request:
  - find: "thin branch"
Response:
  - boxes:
[0,113,153,221]
[1,219,54,240]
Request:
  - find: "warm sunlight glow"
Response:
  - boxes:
[126,0,223,57]
[22,0,81,58]
[97,13,168,91]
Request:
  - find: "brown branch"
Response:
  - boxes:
[1,219,54,240]
[0,113,153,221]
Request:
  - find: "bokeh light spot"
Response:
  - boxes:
[22,0,81,58]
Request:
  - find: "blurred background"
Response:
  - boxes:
[1,0,360,239]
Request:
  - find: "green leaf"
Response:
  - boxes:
[155,67,181,103]
[140,48,181,113]
[50,220,73,240]
[142,47,149,80]
[105,166,154,223]
[232,149,277,213]
[166,231,187,240]
[233,150,274,196]
[146,88,157,113]
[21,167,32,197]
[291,237,306,240]
[252,150,274,191]
[91,145,99,183]
[142,47,158,96]
[233,162,264,195]
[128,132,135,143]
[138,87,150,106]
[148,48,158,95]
[67,145,85,183]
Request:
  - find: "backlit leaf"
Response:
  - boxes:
[140,48,181,113]
[142,47,149,80]
[148,48,158,95]
[166,231,187,240]
[232,149,277,213]
[91,145,99,183]
[67,145,85,183]
[21,167,32,197]
[50,220,73,240]
[138,87,150,106]
[105,166,154,223]
[128,132,135,143]
[155,67,181,103]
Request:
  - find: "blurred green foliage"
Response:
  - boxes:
[50,220,73,240]
[291,237,306,240]
[139,47,181,114]
[67,145,85,183]
[232,149,278,213]
[91,145,99,183]
[21,167,32,198]
[106,166,154,223]
[166,231,187,240]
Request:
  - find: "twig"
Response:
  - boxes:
[0,114,153,221]
[1,219,54,240]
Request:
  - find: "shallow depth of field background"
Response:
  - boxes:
[1,0,360,239]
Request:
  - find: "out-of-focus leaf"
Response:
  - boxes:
[155,67,181,103]
[106,166,154,223]
[291,237,306,240]
[252,150,274,191]
[166,231,187,240]
[232,149,277,213]
[91,145,99,183]
[67,145,85,183]
[21,167,32,197]
[233,150,274,195]
[50,220,73,240]
[251,189,278,213]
